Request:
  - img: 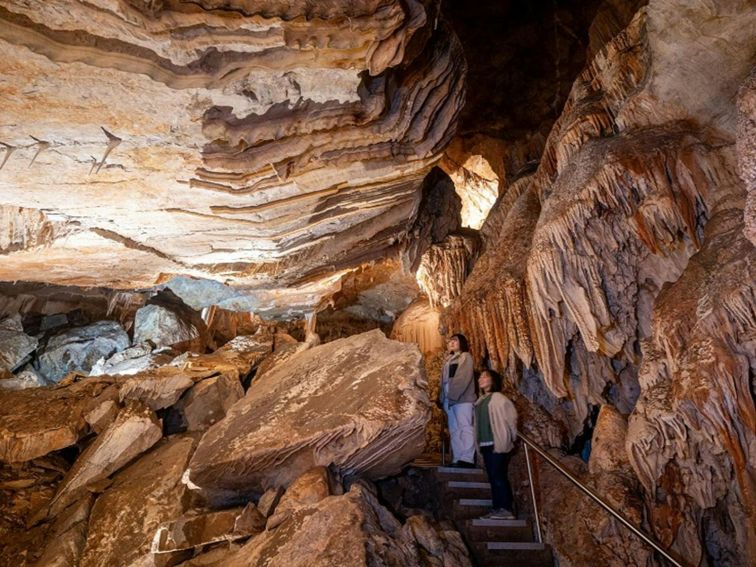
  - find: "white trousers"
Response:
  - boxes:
[445,401,475,464]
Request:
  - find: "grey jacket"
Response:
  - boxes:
[440,351,475,406]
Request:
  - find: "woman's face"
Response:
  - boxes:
[447,337,460,353]
[478,372,492,393]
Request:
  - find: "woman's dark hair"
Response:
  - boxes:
[481,369,503,393]
[450,333,469,352]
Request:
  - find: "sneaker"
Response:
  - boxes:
[488,508,515,520]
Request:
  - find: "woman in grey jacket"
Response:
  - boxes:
[475,369,518,519]
[439,334,476,467]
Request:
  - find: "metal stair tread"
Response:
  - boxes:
[486,541,546,551]
[436,466,487,475]
[457,498,493,506]
[471,518,528,528]
[447,480,491,489]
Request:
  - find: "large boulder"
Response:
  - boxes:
[80,435,197,567]
[187,330,430,495]
[38,321,130,382]
[0,315,38,373]
[133,304,201,349]
[0,378,117,463]
[48,402,163,517]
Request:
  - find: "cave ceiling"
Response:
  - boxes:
[0,0,468,317]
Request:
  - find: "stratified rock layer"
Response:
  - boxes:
[0,0,465,316]
[188,329,430,493]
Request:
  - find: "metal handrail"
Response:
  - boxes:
[519,432,688,567]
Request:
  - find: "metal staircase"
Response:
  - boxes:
[435,465,553,566]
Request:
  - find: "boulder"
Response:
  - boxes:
[32,495,94,567]
[0,315,38,373]
[0,379,117,463]
[133,304,201,349]
[48,401,163,517]
[256,487,284,518]
[267,467,332,529]
[152,503,264,554]
[187,330,430,495]
[175,374,245,431]
[38,321,130,382]
[80,435,198,567]
[222,482,472,567]
[0,365,47,390]
[90,343,176,376]
[119,373,195,411]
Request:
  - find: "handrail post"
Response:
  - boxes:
[524,443,543,544]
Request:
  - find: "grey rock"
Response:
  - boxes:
[38,321,129,382]
[89,342,175,376]
[133,304,199,348]
[0,315,38,373]
[0,365,47,390]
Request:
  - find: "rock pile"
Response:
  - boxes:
[0,329,456,567]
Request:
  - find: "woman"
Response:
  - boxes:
[475,369,518,519]
[439,334,476,467]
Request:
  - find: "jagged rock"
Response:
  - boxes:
[186,330,430,495]
[119,373,194,412]
[257,487,285,518]
[0,365,46,390]
[153,503,264,554]
[38,321,130,382]
[84,398,119,434]
[47,401,163,517]
[400,514,470,565]
[267,467,332,529]
[222,482,472,567]
[0,379,117,463]
[90,342,176,376]
[80,435,198,567]
[0,315,38,373]
[133,304,201,349]
[537,450,651,567]
[32,495,94,567]
[175,374,244,432]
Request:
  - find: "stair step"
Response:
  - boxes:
[471,518,528,528]
[436,466,486,476]
[472,542,554,567]
[447,480,490,489]
[458,498,493,507]
[487,541,546,551]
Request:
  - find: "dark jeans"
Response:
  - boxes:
[481,445,513,511]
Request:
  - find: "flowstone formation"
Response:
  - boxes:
[440,0,756,564]
[0,0,465,317]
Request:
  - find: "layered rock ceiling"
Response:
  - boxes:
[0,0,464,316]
[1,0,755,566]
